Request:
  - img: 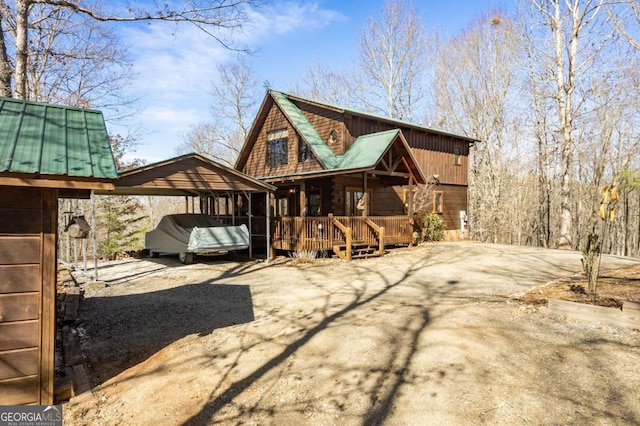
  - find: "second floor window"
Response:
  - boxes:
[299,138,316,162]
[267,129,288,167]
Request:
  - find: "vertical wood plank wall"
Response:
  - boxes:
[0,186,57,405]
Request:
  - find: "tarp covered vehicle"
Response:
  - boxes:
[145,214,250,264]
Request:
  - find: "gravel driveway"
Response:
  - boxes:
[65,242,640,425]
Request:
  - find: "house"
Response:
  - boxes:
[235,90,478,258]
[0,97,117,404]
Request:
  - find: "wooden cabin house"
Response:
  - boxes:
[235,90,478,258]
[0,98,117,404]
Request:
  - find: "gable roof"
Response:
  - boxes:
[236,90,478,177]
[270,91,336,169]
[335,129,402,170]
[258,128,426,184]
[275,90,480,144]
[0,97,117,181]
[96,153,275,196]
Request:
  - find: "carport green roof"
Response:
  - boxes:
[0,97,117,179]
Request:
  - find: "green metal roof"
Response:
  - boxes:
[0,97,117,179]
[334,129,399,170]
[277,91,480,143]
[270,91,337,168]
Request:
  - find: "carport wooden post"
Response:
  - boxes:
[266,191,271,263]
[247,191,253,259]
[92,194,99,281]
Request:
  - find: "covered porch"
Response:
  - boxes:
[258,129,426,259]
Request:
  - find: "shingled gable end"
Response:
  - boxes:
[236,90,478,255]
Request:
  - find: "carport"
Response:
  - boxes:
[95,153,276,260]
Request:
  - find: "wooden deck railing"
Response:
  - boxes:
[214,215,413,253]
[271,215,413,252]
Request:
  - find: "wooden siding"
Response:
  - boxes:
[0,186,57,405]
[294,100,346,156]
[117,157,264,193]
[331,174,406,216]
[343,115,469,185]
[242,104,325,177]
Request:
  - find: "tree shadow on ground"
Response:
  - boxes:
[181,255,448,425]
[80,282,254,386]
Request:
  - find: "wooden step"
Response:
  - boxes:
[351,252,383,259]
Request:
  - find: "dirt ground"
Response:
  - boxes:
[63,242,640,425]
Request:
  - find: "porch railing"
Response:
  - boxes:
[271,215,413,252]
[214,215,413,254]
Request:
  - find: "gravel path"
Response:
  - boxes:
[64,242,640,425]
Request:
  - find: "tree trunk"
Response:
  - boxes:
[14,0,30,99]
[0,14,12,97]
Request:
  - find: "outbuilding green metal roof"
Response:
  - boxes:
[270,91,337,169]
[0,97,117,179]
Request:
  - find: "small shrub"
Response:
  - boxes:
[289,250,318,264]
[422,213,444,242]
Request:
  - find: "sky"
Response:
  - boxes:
[108,0,509,164]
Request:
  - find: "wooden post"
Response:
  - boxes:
[407,176,414,217]
[184,196,189,213]
[265,191,271,262]
[300,181,306,217]
[363,172,368,217]
[232,193,236,225]
[269,192,276,260]
[378,226,385,255]
[299,182,306,251]
[40,188,57,404]
[328,213,334,249]
[247,192,253,259]
[346,227,352,261]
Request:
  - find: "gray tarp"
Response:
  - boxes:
[145,214,249,254]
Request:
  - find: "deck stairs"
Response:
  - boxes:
[332,240,383,260]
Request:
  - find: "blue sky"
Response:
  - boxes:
[109,0,508,163]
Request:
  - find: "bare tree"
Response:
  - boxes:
[432,11,523,244]
[1,0,258,100]
[178,56,260,166]
[608,0,640,49]
[355,0,430,120]
[16,4,135,109]
[525,0,614,248]
[294,60,354,107]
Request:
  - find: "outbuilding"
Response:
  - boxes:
[0,97,117,405]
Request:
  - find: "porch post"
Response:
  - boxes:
[265,191,271,263]
[300,181,306,251]
[407,176,414,216]
[247,192,253,259]
[362,172,368,217]
[300,181,306,217]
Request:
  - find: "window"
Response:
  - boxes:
[454,146,461,166]
[299,138,316,162]
[433,191,444,214]
[345,187,372,216]
[328,129,338,144]
[267,129,288,167]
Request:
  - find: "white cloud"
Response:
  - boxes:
[245,2,347,39]
[109,1,346,163]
